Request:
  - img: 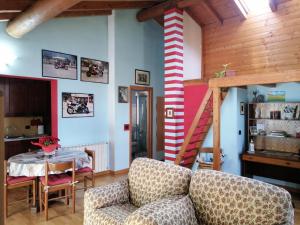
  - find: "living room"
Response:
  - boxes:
[0,0,300,225]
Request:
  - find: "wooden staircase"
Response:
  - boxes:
[174,88,226,169]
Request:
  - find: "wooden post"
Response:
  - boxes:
[6,0,81,38]
[0,92,4,225]
[212,88,221,170]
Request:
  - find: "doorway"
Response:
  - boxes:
[129,86,153,163]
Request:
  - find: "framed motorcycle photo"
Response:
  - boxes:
[62,92,94,118]
[42,49,78,80]
[80,57,109,84]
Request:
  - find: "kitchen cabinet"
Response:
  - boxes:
[8,78,29,116]
[0,77,51,117]
[5,139,39,160]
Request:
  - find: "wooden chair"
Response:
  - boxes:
[4,160,36,218]
[74,148,95,190]
[39,160,76,220]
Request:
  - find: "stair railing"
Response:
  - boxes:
[174,89,213,165]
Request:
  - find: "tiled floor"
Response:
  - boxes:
[5,174,300,225]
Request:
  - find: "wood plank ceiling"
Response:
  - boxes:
[0,0,261,24]
[0,1,162,21]
[0,0,286,38]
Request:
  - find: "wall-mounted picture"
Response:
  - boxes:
[118,86,128,103]
[240,102,245,115]
[42,50,77,80]
[62,92,94,118]
[135,69,150,86]
[81,57,109,83]
[267,91,286,102]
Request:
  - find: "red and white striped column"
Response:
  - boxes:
[164,8,184,163]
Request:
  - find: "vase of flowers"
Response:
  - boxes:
[31,136,60,156]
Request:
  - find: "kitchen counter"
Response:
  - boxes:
[4,135,46,142]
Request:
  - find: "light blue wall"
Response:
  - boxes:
[0,17,109,146]
[248,83,300,102]
[0,11,164,168]
[114,10,164,170]
[198,88,247,175]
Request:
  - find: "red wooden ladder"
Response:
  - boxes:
[175,88,227,168]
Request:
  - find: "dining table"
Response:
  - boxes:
[7,148,91,212]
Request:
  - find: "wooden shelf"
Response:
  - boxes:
[249,102,300,104]
[249,118,300,121]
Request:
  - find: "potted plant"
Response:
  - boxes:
[31,136,61,156]
[214,63,236,78]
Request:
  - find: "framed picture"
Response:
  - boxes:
[249,126,258,136]
[42,50,77,80]
[81,57,109,84]
[135,69,150,86]
[240,102,245,115]
[267,91,285,102]
[62,92,94,118]
[118,86,128,103]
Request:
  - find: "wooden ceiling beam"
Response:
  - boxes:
[6,0,81,38]
[177,0,201,8]
[185,8,204,27]
[0,10,112,21]
[0,1,158,12]
[269,0,278,12]
[72,1,157,11]
[137,0,223,24]
[137,0,179,22]
[58,10,112,18]
[201,0,223,24]
[0,13,16,21]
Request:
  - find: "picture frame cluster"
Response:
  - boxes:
[42,49,152,115]
[42,49,109,84]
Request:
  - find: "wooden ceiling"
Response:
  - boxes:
[0,0,284,38]
[0,1,162,21]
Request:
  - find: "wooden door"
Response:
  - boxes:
[156,96,164,152]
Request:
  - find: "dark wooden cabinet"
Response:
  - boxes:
[8,78,29,116]
[0,77,51,117]
[5,139,39,160]
[27,79,51,117]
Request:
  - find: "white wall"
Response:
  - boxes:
[183,12,202,80]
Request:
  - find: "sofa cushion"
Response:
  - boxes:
[92,203,138,225]
[124,195,198,225]
[128,158,192,207]
[189,170,294,225]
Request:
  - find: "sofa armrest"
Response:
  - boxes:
[124,196,198,225]
[84,178,129,210]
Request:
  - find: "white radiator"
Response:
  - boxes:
[63,142,109,173]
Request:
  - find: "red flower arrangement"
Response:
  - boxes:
[31,136,61,153]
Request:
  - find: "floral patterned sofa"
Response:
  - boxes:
[84,158,294,225]
[84,158,196,225]
[189,170,294,225]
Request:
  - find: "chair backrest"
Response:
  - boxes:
[84,148,95,170]
[128,158,192,207]
[44,160,75,186]
[189,170,294,225]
